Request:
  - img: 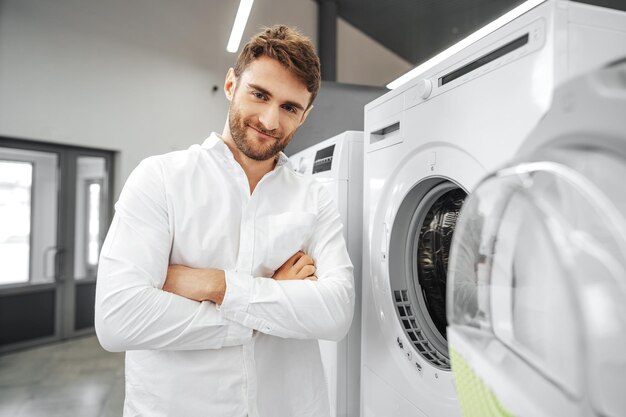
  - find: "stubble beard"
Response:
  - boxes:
[228,102,295,162]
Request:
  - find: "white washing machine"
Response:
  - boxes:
[361,1,626,416]
[447,59,626,417]
[289,131,363,417]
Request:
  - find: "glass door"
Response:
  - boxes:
[0,147,59,350]
[65,153,110,337]
[0,138,114,352]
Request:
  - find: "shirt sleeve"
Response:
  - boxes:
[218,184,355,342]
[95,157,252,352]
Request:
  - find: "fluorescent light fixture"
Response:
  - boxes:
[386,0,547,89]
[227,0,254,53]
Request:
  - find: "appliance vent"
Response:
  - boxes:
[394,289,450,369]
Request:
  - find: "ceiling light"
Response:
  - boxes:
[227,0,254,53]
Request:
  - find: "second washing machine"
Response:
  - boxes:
[290,131,363,417]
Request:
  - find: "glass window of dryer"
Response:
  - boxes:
[448,146,626,417]
[388,178,467,369]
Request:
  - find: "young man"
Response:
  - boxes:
[95,25,355,417]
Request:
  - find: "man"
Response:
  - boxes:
[95,25,355,417]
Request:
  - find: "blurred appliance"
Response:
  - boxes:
[448,60,626,417]
[361,1,626,416]
[289,131,363,417]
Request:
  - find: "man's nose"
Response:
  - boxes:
[258,105,279,131]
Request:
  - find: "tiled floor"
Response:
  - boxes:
[0,336,125,417]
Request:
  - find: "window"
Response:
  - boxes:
[0,160,33,285]
[74,156,107,280]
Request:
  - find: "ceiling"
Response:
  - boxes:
[332,0,626,65]
[335,0,526,65]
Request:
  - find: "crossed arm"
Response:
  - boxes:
[95,158,354,353]
[162,251,318,305]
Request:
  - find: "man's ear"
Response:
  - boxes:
[224,68,236,101]
[299,104,314,127]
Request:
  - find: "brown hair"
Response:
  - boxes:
[234,25,321,107]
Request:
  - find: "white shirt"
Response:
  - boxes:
[95,133,355,417]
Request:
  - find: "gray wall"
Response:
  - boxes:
[286,81,387,156]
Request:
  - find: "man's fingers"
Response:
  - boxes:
[304,275,318,281]
[293,254,314,271]
[297,264,316,279]
[273,251,316,281]
[284,251,304,267]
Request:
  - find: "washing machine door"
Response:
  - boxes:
[386,177,467,369]
[447,123,626,416]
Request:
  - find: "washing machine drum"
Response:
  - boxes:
[388,179,467,370]
[447,61,626,417]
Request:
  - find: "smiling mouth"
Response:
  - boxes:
[247,125,277,140]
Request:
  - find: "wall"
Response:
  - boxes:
[285,82,387,156]
[337,17,414,87]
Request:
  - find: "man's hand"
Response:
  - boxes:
[163,265,226,304]
[273,251,317,281]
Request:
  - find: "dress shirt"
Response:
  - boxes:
[95,132,355,417]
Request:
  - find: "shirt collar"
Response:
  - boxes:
[201,132,228,153]
[275,152,291,169]
[201,132,292,170]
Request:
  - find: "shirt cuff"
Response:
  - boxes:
[219,270,253,324]
[196,301,252,346]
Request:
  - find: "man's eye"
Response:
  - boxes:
[282,105,296,114]
[252,91,266,100]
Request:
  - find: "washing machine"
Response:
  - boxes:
[361,1,626,416]
[289,131,363,417]
[447,59,626,417]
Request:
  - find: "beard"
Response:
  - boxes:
[228,101,295,162]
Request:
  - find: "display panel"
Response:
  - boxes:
[313,145,335,174]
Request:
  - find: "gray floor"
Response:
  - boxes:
[0,336,125,417]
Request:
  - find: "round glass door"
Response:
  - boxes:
[448,146,626,416]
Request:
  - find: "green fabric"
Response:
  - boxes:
[450,348,515,417]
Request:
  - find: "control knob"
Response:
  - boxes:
[417,79,433,99]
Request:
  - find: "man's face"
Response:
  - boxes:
[226,56,312,161]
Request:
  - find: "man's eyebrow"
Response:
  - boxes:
[248,83,306,112]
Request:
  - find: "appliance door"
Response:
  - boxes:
[367,144,484,413]
[447,146,626,417]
